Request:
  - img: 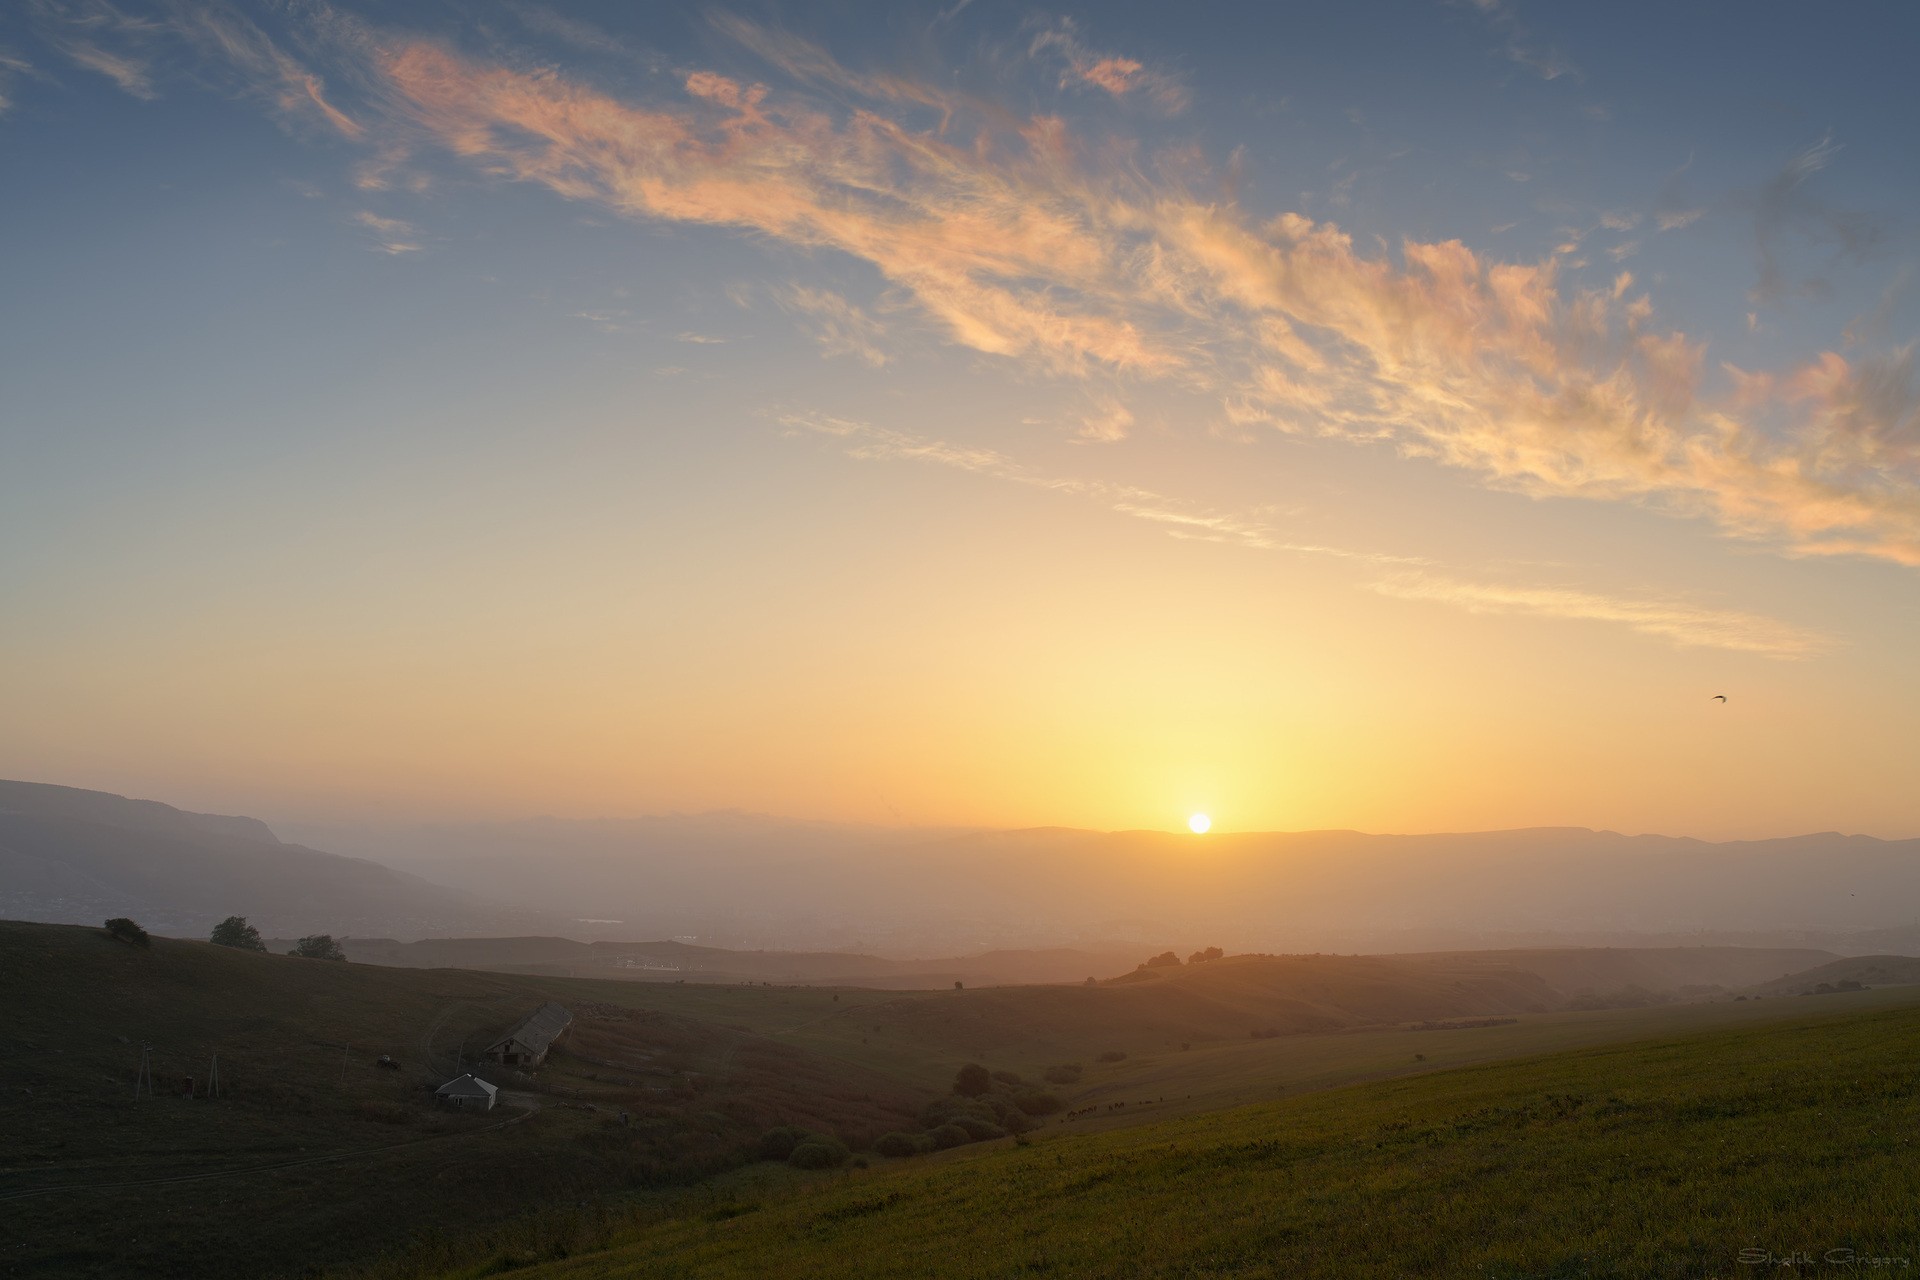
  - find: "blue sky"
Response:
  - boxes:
[2,1,1918,836]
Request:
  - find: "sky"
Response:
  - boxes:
[2,1,1919,839]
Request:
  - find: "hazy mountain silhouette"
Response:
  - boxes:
[285,814,1920,957]
[0,780,556,940]
[14,782,1920,956]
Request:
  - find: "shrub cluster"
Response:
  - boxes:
[867,1063,1066,1158]
[756,1126,851,1169]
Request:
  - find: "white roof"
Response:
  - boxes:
[435,1073,499,1098]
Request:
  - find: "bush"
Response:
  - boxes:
[787,1137,849,1169]
[757,1126,808,1161]
[928,1123,972,1150]
[874,1131,931,1157]
[1097,1050,1127,1063]
[288,934,347,961]
[997,1107,1035,1134]
[953,1063,992,1097]
[990,1069,1023,1086]
[103,918,150,948]
[210,916,267,952]
[920,1096,996,1130]
[1015,1090,1065,1116]
[1043,1063,1082,1085]
[953,1116,1007,1141]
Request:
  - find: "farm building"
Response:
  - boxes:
[485,1001,573,1068]
[435,1073,498,1111]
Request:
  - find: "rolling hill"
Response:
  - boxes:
[334,936,1155,987]
[425,997,1920,1280]
[1747,953,1920,996]
[0,920,923,1279]
[11,915,1919,1279]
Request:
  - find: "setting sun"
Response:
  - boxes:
[1188,813,1211,834]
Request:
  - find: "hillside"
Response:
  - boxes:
[707,953,1558,1072]
[11,916,1920,1279]
[0,779,554,939]
[1749,953,1920,996]
[428,998,1920,1280]
[1394,944,1837,1000]
[0,921,923,1279]
[336,935,1150,988]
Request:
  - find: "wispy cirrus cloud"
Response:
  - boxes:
[353,210,418,253]
[29,0,361,133]
[322,26,1920,568]
[1028,19,1189,114]
[782,411,1282,551]
[1368,572,1832,659]
[57,37,153,97]
[171,5,362,139]
[1466,0,1580,83]
[0,48,35,113]
[790,410,1811,655]
[777,287,889,367]
[70,8,1920,575]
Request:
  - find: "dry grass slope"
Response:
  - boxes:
[476,999,1920,1280]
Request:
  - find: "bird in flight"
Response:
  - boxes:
[1711,695,1727,702]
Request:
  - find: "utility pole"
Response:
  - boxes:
[134,1045,154,1100]
[206,1052,221,1100]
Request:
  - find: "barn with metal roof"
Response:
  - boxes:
[484,1001,572,1068]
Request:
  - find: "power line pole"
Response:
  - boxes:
[206,1051,221,1100]
[134,1045,153,1100]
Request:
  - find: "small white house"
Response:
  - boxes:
[435,1073,499,1111]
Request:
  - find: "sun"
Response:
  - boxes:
[1187,813,1211,835]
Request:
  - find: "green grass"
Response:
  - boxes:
[11,919,1920,1279]
[440,998,1920,1280]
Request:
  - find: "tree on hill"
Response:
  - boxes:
[1188,946,1225,964]
[289,934,347,961]
[1142,951,1182,969]
[210,916,267,952]
[103,917,149,948]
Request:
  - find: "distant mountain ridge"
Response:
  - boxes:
[291,814,1920,956]
[0,779,556,940]
[10,780,1920,958]
[0,779,283,847]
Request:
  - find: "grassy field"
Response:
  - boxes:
[9,918,1919,1279]
[448,997,1920,1280]
[0,922,919,1279]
